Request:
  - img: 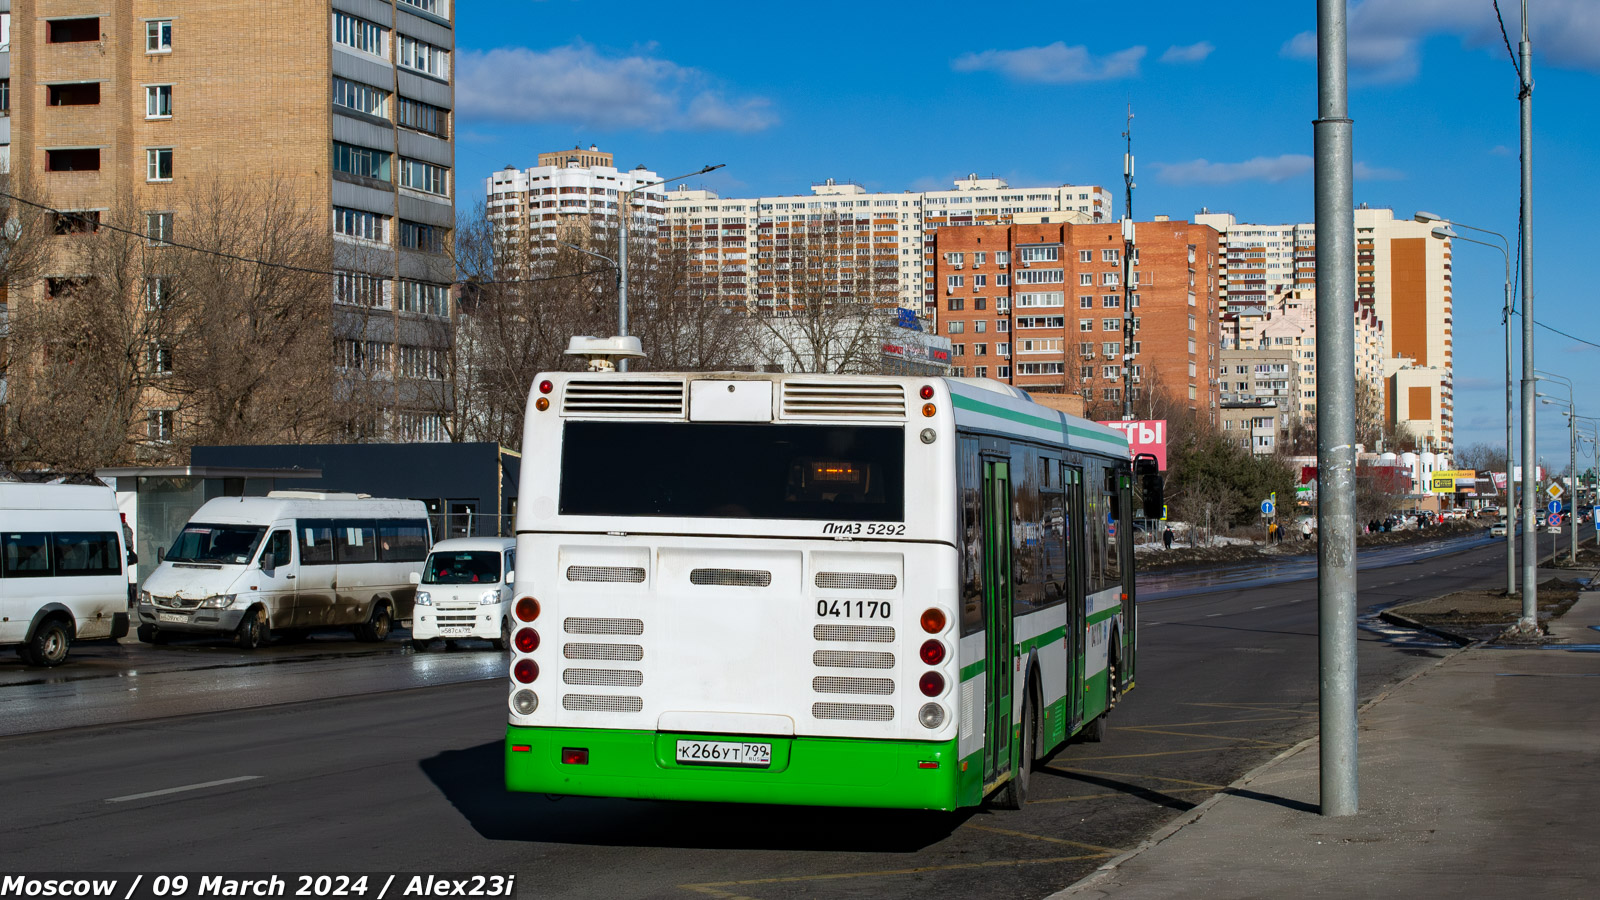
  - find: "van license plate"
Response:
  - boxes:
[440,627,470,636]
[675,740,771,768]
[158,613,186,623]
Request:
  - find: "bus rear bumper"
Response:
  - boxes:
[505,726,963,811]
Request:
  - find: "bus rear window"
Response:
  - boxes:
[560,422,905,521]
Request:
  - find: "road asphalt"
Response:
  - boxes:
[1055,580,1600,900]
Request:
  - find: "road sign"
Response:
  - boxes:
[1261,500,1275,516]
[1548,500,1562,515]
[1549,514,1562,527]
[1548,482,1564,499]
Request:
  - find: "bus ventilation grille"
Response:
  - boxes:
[813,676,895,695]
[563,694,644,713]
[780,381,906,418]
[815,572,897,591]
[812,702,894,722]
[563,668,644,687]
[563,642,644,662]
[562,379,686,417]
[813,624,895,643]
[564,617,645,636]
[813,650,894,669]
[690,568,772,587]
[567,565,647,583]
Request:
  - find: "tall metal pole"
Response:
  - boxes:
[1570,414,1578,564]
[1504,275,1516,595]
[1314,0,1358,817]
[1517,0,1538,632]
[618,191,631,373]
[1121,106,1137,421]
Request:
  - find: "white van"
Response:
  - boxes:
[135,491,430,648]
[1,483,132,667]
[409,537,516,651]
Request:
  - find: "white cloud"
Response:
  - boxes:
[1354,161,1405,180]
[1280,0,1600,84]
[456,43,776,132]
[1153,154,1313,185]
[952,43,1146,83]
[1160,41,1215,64]
[1490,145,1514,157]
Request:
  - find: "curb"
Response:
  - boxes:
[1376,608,1477,646]
[1049,645,1471,898]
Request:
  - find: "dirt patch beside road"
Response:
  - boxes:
[1137,521,1485,573]
[1385,577,1586,643]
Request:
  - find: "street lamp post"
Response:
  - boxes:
[614,164,725,372]
[1536,369,1574,564]
[1419,214,1515,597]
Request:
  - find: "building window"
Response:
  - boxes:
[47,82,100,106]
[393,411,447,443]
[1103,295,1121,308]
[46,148,100,171]
[333,141,390,181]
[399,220,445,252]
[145,19,171,53]
[397,34,450,80]
[975,367,988,379]
[396,97,449,137]
[332,77,388,117]
[974,320,987,334]
[400,158,450,197]
[396,0,443,15]
[973,298,986,311]
[49,17,100,43]
[334,206,387,243]
[1,79,9,113]
[973,343,987,357]
[51,210,99,235]
[144,277,172,311]
[396,280,449,316]
[947,297,964,311]
[146,148,173,181]
[1078,250,1093,262]
[147,409,174,442]
[338,339,393,373]
[147,342,173,376]
[335,271,391,309]
[333,12,387,57]
[947,321,965,335]
[1018,246,1059,263]
[399,345,448,381]
[1103,318,1119,331]
[144,211,174,246]
[144,84,172,118]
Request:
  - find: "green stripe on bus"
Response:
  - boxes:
[960,660,984,682]
[950,394,1127,449]
[1087,608,1121,625]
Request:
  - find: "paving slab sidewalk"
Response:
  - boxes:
[1053,591,1600,900]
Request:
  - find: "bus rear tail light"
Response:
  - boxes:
[539,379,554,394]
[920,608,946,634]
[920,385,935,400]
[922,403,937,417]
[919,671,945,697]
[918,703,946,729]
[514,628,540,653]
[919,639,945,665]
[515,597,540,622]
[562,748,589,765]
[917,760,940,769]
[511,690,538,714]
[535,398,550,411]
[513,659,539,683]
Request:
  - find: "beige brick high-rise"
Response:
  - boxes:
[9,0,457,440]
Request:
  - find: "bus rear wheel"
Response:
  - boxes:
[993,693,1036,810]
[356,602,393,643]
[236,607,269,650]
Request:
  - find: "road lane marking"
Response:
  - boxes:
[1103,725,1291,747]
[1049,767,1224,791]
[1067,747,1246,761]
[1029,787,1217,804]
[106,776,261,803]
[961,823,1124,854]
[1119,715,1304,728]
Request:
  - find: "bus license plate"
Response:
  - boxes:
[675,740,772,768]
[158,613,186,623]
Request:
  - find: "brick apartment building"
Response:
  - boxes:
[932,219,1221,422]
[8,0,457,441]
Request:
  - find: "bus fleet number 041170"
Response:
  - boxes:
[817,599,892,619]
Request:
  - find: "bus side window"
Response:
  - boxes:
[958,436,986,636]
[299,519,334,565]
[262,530,293,569]
[335,520,378,564]
[1103,469,1121,583]
[378,520,429,562]
[3,532,52,577]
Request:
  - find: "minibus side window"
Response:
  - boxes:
[299,519,335,565]
[377,520,429,562]
[2,533,52,578]
[52,532,122,577]
[262,530,293,569]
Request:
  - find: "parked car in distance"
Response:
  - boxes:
[1490,521,1508,538]
[409,537,516,651]
[1,483,133,667]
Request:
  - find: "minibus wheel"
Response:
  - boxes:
[22,617,72,667]
[236,606,269,650]
[357,601,393,642]
[492,617,511,652]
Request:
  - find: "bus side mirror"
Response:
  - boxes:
[408,572,422,585]
[157,546,166,563]
[1135,454,1164,521]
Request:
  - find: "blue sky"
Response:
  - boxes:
[454,0,1600,469]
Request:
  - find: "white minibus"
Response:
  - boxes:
[1,483,132,667]
[136,492,430,648]
[409,537,516,651]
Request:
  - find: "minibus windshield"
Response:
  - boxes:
[167,524,267,565]
[423,551,502,584]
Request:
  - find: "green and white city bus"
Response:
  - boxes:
[505,372,1136,810]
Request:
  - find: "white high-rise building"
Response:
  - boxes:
[486,145,663,261]
[666,175,1113,313]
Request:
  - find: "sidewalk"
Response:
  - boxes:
[1054,589,1600,900]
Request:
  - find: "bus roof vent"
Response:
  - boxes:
[562,378,686,418]
[781,381,906,419]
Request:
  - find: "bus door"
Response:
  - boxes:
[980,456,1015,785]
[1064,465,1087,732]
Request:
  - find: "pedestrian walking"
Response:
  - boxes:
[1162,526,1174,550]
[1301,519,1313,541]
